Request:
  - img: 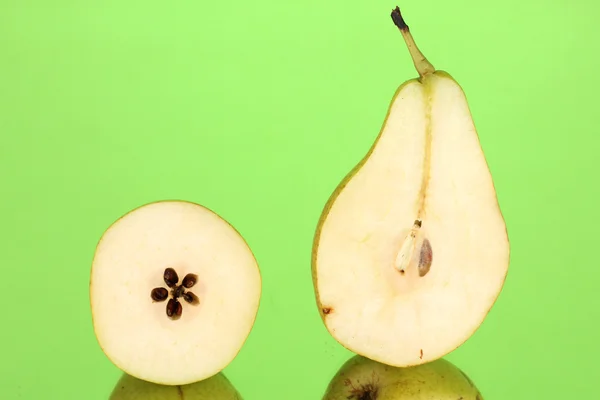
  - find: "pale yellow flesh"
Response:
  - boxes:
[322,354,483,400]
[313,72,509,366]
[109,372,243,399]
[90,201,261,385]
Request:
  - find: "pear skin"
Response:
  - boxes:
[109,372,243,400]
[322,354,483,400]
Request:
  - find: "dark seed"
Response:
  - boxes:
[182,273,198,288]
[174,300,182,318]
[151,287,168,302]
[166,298,179,318]
[418,238,433,277]
[164,268,179,287]
[166,298,175,317]
[183,291,199,305]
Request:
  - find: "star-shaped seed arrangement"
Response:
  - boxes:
[151,267,200,320]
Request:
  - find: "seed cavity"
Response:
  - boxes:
[418,238,433,277]
[395,219,425,275]
[173,285,185,298]
[151,267,200,320]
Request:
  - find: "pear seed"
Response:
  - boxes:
[183,291,199,305]
[174,301,183,318]
[166,298,182,319]
[154,267,201,320]
[164,267,179,288]
[150,287,168,302]
[418,239,432,277]
[182,273,198,288]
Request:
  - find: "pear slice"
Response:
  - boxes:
[109,372,243,400]
[90,200,261,385]
[311,6,510,367]
[322,354,483,400]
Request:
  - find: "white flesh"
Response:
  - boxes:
[90,201,261,385]
[314,73,509,366]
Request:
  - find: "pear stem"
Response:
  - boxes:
[391,6,435,78]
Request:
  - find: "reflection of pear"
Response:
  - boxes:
[311,6,510,367]
[322,354,483,400]
[109,372,243,400]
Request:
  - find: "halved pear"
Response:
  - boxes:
[322,354,483,400]
[109,372,243,400]
[90,200,261,385]
[311,7,510,367]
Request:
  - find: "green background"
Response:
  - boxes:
[1,0,598,398]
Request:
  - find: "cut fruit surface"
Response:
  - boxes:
[90,200,261,385]
[311,7,509,367]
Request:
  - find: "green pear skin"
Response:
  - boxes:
[109,372,243,400]
[322,354,483,400]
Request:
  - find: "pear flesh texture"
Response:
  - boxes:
[322,354,483,400]
[90,200,262,385]
[312,69,509,366]
[109,372,243,400]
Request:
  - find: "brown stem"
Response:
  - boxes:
[390,6,435,78]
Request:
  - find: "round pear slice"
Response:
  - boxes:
[90,200,261,385]
[322,354,483,400]
[311,7,510,367]
[109,372,243,400]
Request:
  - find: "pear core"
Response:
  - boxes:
[311,9,509,367]
[90,200,261,385]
